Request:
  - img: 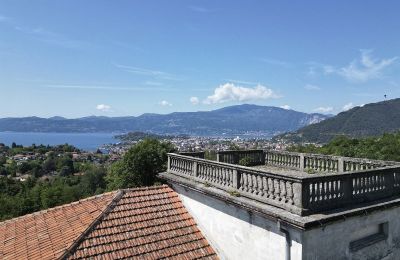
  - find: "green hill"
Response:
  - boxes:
[279,98,400,143]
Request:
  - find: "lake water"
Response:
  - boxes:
[0,132,118,151]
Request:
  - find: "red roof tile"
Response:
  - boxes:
[0,191,117,260]
[0,185,218,260]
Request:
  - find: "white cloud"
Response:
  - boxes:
[144,81,163,86]
[314,106,333,113]
[190,96,199,105]
[257,57,291,68]
[113,63,182,81]
[342,102,354,111]
[0,15,8,22]
[204,83,278,104]
[96,104,111,112]
[159,100,172,106]
[326,50,397,82]
[44,84,176,92]
[15,26,90,49]
[306,66,317,77]
[304,84,321,91]
[224,79,259,85]
[280,105,291,110]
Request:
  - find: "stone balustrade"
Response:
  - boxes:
[166,153,400,216]
[216,150,265,166]
[265,150,400,173]
[265,150,302,169]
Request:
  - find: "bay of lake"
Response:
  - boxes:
[0,132,118,151]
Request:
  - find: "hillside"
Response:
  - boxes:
[0,104,329,137]
[278,98,400,143]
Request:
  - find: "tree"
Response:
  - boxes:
[59,166,72,177]
[57,154,74,174]
[0,156,6,165]
[18,162,31,174]
[42,157,56,174]
[106,139,175,190]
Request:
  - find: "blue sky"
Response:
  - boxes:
[1,1,400,118]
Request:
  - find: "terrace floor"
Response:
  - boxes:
[251,165,309,177]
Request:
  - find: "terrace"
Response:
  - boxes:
[163,150,400,216]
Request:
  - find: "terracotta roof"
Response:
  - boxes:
[0,185,218,260]
[0,191,117,260]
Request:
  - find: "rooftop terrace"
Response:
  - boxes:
[160,150,400,218]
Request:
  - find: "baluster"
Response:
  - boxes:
[223,168,227,186]
[243,172,248,192]
[267,177,273,198]
[275,179,281,200]
[249,174,254,193]
[261,176,267,197]
[281,180,287,202]
[253,175,258,195]
[287,181,294,205]
[239,172,244,191]
[315,182,321,203]
[310,183,315,204]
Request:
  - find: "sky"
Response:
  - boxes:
[1,0,400,118]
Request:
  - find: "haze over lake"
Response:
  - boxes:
[0,132,117,151]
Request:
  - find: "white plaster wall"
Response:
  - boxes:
[302,206,400,260]
[172,184,303,260]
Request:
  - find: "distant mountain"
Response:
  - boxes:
[277,98,400,143]
[0,104,329,136]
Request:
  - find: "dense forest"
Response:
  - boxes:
[279,98,400,143]
[288,132,400,161]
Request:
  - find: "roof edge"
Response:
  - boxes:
[59,189,125,259]
[0,190,119,227]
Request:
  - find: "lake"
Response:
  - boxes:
[0,132,118,151]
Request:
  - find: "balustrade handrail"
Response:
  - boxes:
[166,153,400,216]
[265,149,400,172]
[217,149,264,154]
[168,153,302,182]
[268,150,400,165]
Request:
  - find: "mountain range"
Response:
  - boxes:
[278,98,400,143]
[0,104,329,137]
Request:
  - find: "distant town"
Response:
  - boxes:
[0,131,308,183]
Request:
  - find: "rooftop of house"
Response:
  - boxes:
[0,185,218,260]
[162,150,400,229]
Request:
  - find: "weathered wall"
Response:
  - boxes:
[302,206,400,260]
[170,181,400,260]
[171,184,303,260]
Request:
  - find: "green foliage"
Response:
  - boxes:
[0,165,107,221]
[238,157,252,166]
[280,98,400,143]
[106,139,175,190]
[228,143,241,150]
[228,190,240,197]
[289,132,400,161]
[204,150,217,161]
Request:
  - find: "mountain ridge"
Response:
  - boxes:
[277,98,400,143]
[0,104,330,136]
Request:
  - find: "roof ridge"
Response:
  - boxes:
[121,184,169,192]
[59,189,125,260]
[0,190,118,226]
